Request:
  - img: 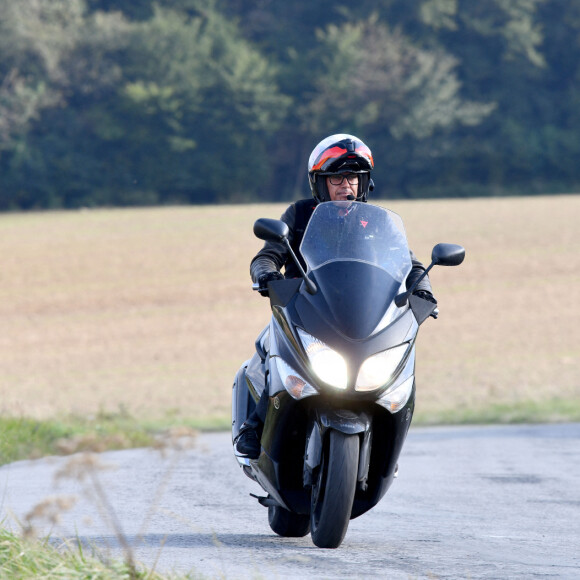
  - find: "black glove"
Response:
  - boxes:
[413,290,439,318]
[413,290,437,304]
[257,271,284,297]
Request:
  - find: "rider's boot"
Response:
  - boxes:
[234,422,261,459]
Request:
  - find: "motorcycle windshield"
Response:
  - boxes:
[299,202,412,339]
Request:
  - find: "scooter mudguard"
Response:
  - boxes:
[303,409,372,489]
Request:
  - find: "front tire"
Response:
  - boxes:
[310,430,359,548]
[268,505,310,537]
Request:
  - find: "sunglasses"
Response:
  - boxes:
[327,173,359,185]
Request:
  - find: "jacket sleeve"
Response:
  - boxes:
[250,203,298,283]
[406,250,433,294]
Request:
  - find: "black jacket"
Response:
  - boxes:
[250,199,433,294]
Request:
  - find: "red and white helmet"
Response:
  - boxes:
[308,134,374,203]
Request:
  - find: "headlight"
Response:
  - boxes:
[274,357,318,400]
[297,328,348,390]
[355,343,410,392]
[376,376,414,413]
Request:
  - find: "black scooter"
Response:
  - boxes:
[232,201,465,548]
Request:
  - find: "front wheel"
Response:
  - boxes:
[268,505,310,537]
[310,430,359,549]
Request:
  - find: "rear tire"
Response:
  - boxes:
[268,505,311,537]
[310,430,359,548]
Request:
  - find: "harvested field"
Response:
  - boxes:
[0,195,578,424]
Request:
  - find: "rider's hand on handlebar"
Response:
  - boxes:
[257,271,284,296]
[413,290,439,319]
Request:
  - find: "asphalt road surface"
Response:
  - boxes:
[1,424,579,579]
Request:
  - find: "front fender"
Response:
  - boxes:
[303,409,372,489]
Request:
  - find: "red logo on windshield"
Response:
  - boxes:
[360,220,368,228]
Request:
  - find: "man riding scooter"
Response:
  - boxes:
[234,133,437,459]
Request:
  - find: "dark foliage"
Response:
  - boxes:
[1,0,579,209]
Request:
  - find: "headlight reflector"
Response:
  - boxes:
[355,343,410,392]
[297,328,348,390]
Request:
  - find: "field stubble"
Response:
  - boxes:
[0,196,578,424]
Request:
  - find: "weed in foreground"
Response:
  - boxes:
[0,526,166,579]
[12,426,199,580]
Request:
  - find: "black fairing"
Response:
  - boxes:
[256,389,416,517]
[306,261,398,339]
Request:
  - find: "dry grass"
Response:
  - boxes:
[0,196,578,424]
[397,195,580,420]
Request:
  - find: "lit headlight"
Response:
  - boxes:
[297,328,348,390]
[274,357,318,400]
[355,343,410,392]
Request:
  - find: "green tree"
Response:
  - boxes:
[3,0,580,208]
[1,0,289,208]
[118,2,289,203]
[0,0,80,155]
[409,0,567,195]
[0,0,132,208]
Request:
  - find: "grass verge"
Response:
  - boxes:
[3,397,579,467]
[0,410,230,467]
[413,397,580,426]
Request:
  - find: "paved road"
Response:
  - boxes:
[1,424,579,579]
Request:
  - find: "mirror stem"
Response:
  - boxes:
[283,239,317,295]
[395,262,435,307]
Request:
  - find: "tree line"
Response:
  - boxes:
[1,0,579,210]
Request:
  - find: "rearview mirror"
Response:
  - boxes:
[431,243,465,267]
[254,218,289,242]
[252,217,317,295]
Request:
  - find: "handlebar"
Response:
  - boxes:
[254,283,439,318]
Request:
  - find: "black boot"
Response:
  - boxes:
[234,389,267,459]
[234,425,261,459]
